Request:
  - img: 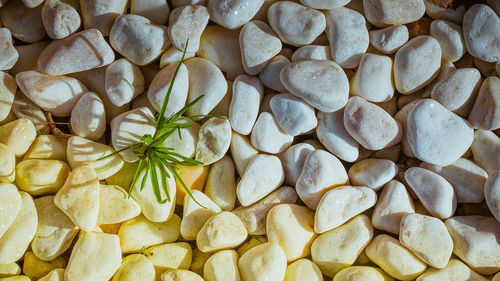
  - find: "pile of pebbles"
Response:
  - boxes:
[0,0,499,280]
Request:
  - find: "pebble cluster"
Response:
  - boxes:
[0,0,499,281]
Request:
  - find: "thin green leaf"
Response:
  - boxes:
[127,158,144,198]
[177,126,182,140]
[156,38,190,126]
[168,151,204,165]
[161,159,206,208]
[150,128,177,147]
[152,156,171,203]
[170,95,204,122]
[140,158,150,192]
[149,156,167,204]
[97,145,132,161]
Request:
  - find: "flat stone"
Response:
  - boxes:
[0,0,45,43]
[267,1,326,47]
[80,0,127,36]
[291,45,332,62]
[463,4,500,62]
[325,7,369,68]
[240,20,282,75]
[195,117,231,165]
[196,211,247,253]
[351,53,394,102]
[15,159,70,196]
[363,0,426,28]
[0,183,21,239]
[180,190,221,241]
[316,109,359,162]
[394,36,442,94]
[407,99,474,166]
[296,150,348,210]
[168,5,209,53]
[229,74,264,135]
[250,112,294,154]
[485,171,500,222]
[208,0,264,30]
[270,93,317,136]
[278,143,314,186]
[348,159,398,191]
[238,242,287,281]
[430,19,465,62]
[110,14,170,65]
[472,130,500,173]
[70,92,106,141]
[280,60,349,112]
[445,216,500,275]
[105,58,145,107]
[468,76,500,130]
[15,71,88,117]
[42,0,81,39]
[405,167,457,219]
[0,29,18,71]
[369,25,409,54]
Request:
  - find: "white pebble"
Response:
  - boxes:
[485,171,500,222]
[251,112,293,154]
[80,0,127,36]
[468,76,500,130]
[258,55,289,92]
[147,62,188,116]
[238,242,287,281]
[0,28,18,70]
[369,25,409,54]
[291,45,332,62]
[181,190,222,241]
[130,0,170,25]
[299,0,350,9]
[472,130,500,173]
[195,117,232,165]
[168,5,209,53]
[278,143,314,186]
[208,0,264,30]
[363,0,425,27]
[270,93,317,136]
[348,159,398,191]
[105,58,145,107]
[230,131,259,176]
[229,74,264,135]
[316,109,359,162]
[463,4,500,62]
[70,92,106,141]
[0,0,45,43]
[423,0,464,24]
[351,53,394,102]
[42,0,81,39]
[430,19,465,62]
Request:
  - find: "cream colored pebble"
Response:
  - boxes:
[118,214,181,253]
[203,250,241,281]
[0,0,46,43]
[416,259,489,281]
[105,58,145,107]
[463,4,500,62]
[311,215,373,277]
[0,119,36,157]
[144,242,192,274]
[208,0,264,30]
[348,159,398,191]
[472,130,500,173]
[168,5,209,53]
[0,29,18,71]
[238,242,287,281]
[195,117,232,165]
[333,266,394,281]
[41,0,80,39]
[468,76,500,130]
[159,119,200,159]
[229,74,264,135]
[230,132,259,176]
[204,155,237,211]
[0,183,22,240]
[130,0,169,25]
[161,269,204,281]
[148,61,188,116]
[196,211,248,253]
[159,47,196,68]
[15,159,70,196]
[430,19,465,62]
[279,143,314,186]
[369,25,409,54]
[363,0,425,27]
[423,0,465,24]
[291,45,332,62]
[97,185,141,225]
[251,112,293,154]
[485,171,500,222]
[70,92,106,141]
[365,234,427,281]
[11,94,50,134]
[0,144,15,178]
[284,259,323,281]
[80,0,127,36]
[111,254,155,281]
[351,53,394,102]
[181,190,221,241]
[32,195,78,262]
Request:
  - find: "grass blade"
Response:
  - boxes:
[127,158,144,198]
[97,145,132,161]
[170,95,204,122]
[161,159,206,208]
[149,156,167,203]
[140,158,150,192]
[152,156,171,203]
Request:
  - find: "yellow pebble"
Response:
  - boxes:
[284,259,323,281]
[161,269,204,281]
[0,144,15,178]
[112,254,155,281]
[189,248,212,277]
[23,135,68,161]
[175,164,209,205]
[22,251,66,280]
[105,160,139,190]
[333,266,394,281]
[0,118,36,156]
[203,250,240,281]
[416,259,489,281]
[0,276,31,281]
[100,223,122,234]
[145,242,192,277]
[0,262,20,277]
[236,236,268,256]
[38,268,65,281]
[15,159,70,195]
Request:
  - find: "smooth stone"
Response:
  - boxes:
[159,119,199,159]
[400,213,453,268]
[230,132,259,176]
[279,143,314,186]
[22,251,66,280]
[0,119,36,157]
[98,185,141,225]
[259,55,289,92]
[344,96,403,150]
[369,25,409,54]
[431,68,482,117]
[181,190,221,241]
[468,76,500,130]
[0,72,16,122]
[65,232,122,281]
[42,0,81,39]
[0,192,37,264]
[239,20,281,75]
[233,186,297,235]
[184,57,227,117]
[372,180,415,235]
[169,5,209,53]
[203,250,240,281]
[280,60,349,112]
[291,45,332,62]
[70,92,106,141]
[316,109,359,162]
[161,270,203,281]
[118,215,181,253]
[143,242,192,274]
[0,29,18,71]
[0,0,45,43]
[299,0,350,9]
[407,99,474,166]
[105,58,145,107]
[110,14,170,66]
[54,165,99,231]
[394,36,442,94]
[15,159,70,196]
[111,254,155,281]
[32,196,78,262]
[196,25,245,80]
[423,0,465,24]
[208,0,264,30]
[204,156,236,211]
[267,1,326,47]
[463,4,500,62]
[159,47,196,68]
[270,93,317,136]
[250,112,294,153]
[315,185,377,233]
[0,145,15,179]
[365,234,427,280]
[348,159,398,191]
[23,135,67,161]
[130,0,169,24]
[80,0,127,35]
[147,62,188,116]
[130,166,176,223]
[266,204,316,261]
[0,262,22,278]
[430,20,465,62]
[15,71,87,117]
[485,171,500,222]
[110,107,156,162]
[284,259,323,281]
[445,216,500,275]
[325,7,369,68]
[195,117,231,165]
[420,158,487,203]
[363,0,425,27]
[333,266,393,281]
[472,130,500,173]
[37,29,114,76]
[10,41,48,76]
[296,150,348,210]
[351,53,394,102]
[229,74,264,135]
[311,215,374,277]
[0,183,21,239]
[238,242,287,281]
[236,154,284,206]
[196,211,247,253]
[405,167,457,219]
[416,259,489,281]
[11,93,50,134]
